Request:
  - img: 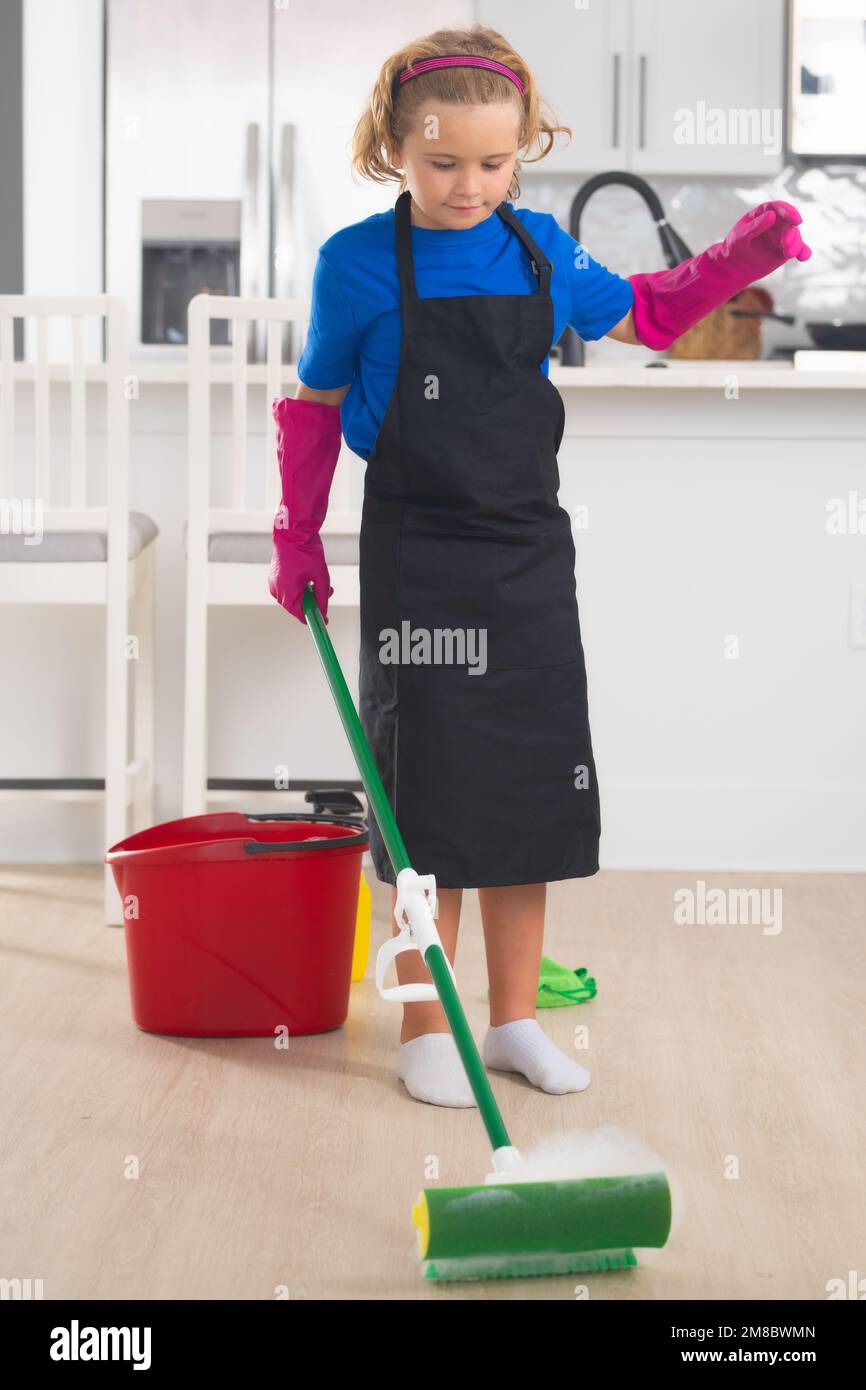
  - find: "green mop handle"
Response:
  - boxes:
[301,583,512,1154]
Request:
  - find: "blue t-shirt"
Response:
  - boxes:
[297,201,634,462]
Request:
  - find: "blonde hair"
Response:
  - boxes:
[350,23,572,203]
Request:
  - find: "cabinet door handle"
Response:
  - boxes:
[612,52,621,147]
[638,53,647,149]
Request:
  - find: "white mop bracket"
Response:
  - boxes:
[484,1146,530,1184]
[374,867,457,1003]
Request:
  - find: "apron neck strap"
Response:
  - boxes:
[394,189,552,299]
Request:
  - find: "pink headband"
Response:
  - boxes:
[391,54,525,102]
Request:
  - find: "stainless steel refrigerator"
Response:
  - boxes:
[105,0,419,361]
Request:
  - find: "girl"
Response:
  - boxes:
[270,25,810,1108]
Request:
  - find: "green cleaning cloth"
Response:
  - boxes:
[487,955,597,1008]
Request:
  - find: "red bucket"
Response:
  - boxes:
[105,812,369,1037]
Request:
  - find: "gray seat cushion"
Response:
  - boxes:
[183,524,359,565]
[0,511,158,562]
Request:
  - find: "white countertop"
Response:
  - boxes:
[555,361,866,389]
[4,359,866,389]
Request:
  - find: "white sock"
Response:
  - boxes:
[483,1018,591,1094]
[397,1033,477,1108]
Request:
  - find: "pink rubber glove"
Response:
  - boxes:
[629,200,812,350]
[268,396,342,624]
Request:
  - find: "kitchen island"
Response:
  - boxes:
[3,359,864,873]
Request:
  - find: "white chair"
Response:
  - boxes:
[182,293,360,818]
[0,295,157,924]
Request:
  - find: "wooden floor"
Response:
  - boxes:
[1,862,863,1301]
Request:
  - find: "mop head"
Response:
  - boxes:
[411,1126,679,1282]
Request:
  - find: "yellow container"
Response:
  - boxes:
[351,869,371,981]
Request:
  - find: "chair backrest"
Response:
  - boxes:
[186,293,360,544]
[0,294,129,548]
[187,296,361,539]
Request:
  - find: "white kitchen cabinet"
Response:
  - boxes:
[630,0,785,175]
[479,0,631,175]
[478,0,785,176]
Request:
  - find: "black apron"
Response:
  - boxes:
[358,189,600,889]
